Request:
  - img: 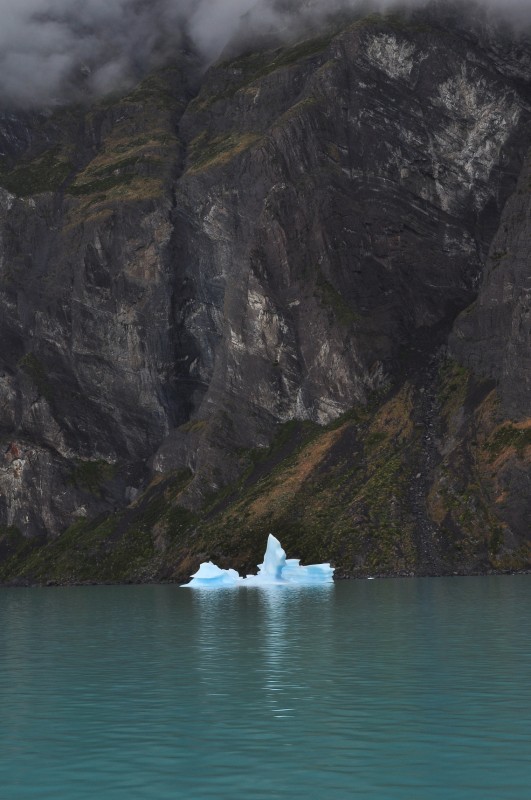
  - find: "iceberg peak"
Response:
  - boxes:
[257,534,287,580]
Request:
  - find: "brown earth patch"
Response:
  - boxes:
[246,423,348,520]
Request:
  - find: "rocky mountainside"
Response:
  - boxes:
[1,6,531,584]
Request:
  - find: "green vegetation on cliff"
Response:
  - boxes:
[0,149,72,196]
[18,353,54,401]
[67,460,117,497]
[67,67,184,208]
[3,358,530,587]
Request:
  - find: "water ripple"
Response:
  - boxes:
[1,578,531,798]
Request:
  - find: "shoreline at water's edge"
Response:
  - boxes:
[2,568,531,589]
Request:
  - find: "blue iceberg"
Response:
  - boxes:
[184,561,242,587]
[183,534,334,588]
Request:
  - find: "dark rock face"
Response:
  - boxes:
[1,9,531,582]
[451,147,531,420]
[157,12,531,504]
[0,59,200,535]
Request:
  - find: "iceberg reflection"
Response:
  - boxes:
[183,534,334,588]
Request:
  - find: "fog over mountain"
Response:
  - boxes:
[1,0,531,108]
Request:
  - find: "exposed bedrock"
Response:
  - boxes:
[451,146,531,421]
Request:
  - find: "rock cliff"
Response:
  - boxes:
[1,6,531,583]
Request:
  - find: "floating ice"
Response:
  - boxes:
[185,561,242,588]
[183,534,334,588]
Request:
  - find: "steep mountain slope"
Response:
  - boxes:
[1,8,531,583]
[0,58,201,539]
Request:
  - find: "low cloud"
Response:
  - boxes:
[1,0,530,108]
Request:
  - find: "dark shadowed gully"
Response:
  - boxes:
[0,6,530,585]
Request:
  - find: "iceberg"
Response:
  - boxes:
[183,534,334,587]
[184,561,242,588]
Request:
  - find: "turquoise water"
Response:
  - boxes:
[1,577,531,799]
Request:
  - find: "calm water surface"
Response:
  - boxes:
[1,577,531,799]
